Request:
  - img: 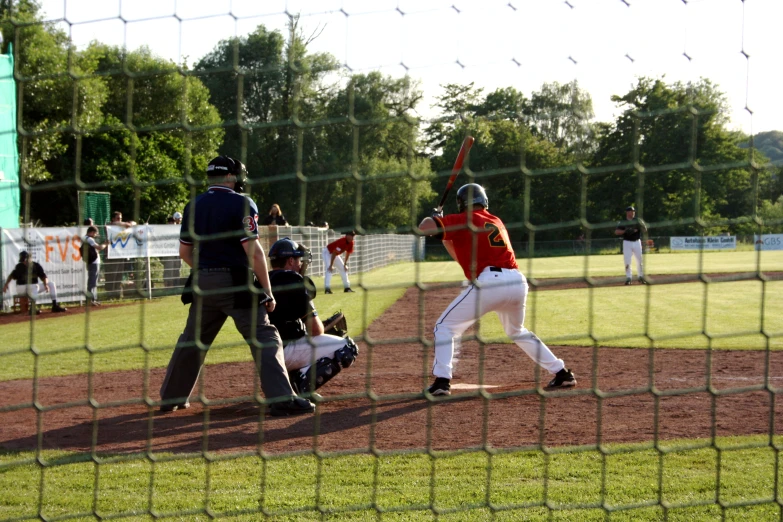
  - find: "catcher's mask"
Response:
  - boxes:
[456,183,488,212]
[207,155,248,193]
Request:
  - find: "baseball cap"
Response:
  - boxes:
[625,206,635,212]
[173,212,182,220]
[19,250,29,262]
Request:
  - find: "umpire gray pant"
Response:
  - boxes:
[160,271,294,404]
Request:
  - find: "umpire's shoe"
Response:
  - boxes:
[427,377,451,396]
[547,368,577,388]
[159,402,190,412]
[269,397,315,417]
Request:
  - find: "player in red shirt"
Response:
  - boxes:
[418,184,576,396]
[322,231,356,294]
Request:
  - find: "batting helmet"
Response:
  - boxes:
[207,155,248,193]
[456,183,489,212]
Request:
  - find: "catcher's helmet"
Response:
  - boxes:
[456,183,489,212]
[207,155,248,193]
[269,237,311,263]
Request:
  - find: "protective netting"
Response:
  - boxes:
[1,1,783,521]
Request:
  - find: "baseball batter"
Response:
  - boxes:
[322,231,356,294]
[419,183,576,396]
[614,206,647,285]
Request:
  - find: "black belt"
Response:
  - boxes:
[489,267,503,272]
[198,267,232,273]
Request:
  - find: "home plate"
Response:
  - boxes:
[451,383,499,390]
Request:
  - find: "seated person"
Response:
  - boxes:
[267,237,358,397]
[3,251,67,313]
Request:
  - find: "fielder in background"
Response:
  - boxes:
[322,230,356,294]
[267,237,359,398]
[3,251,67,314]
[614,205,647,285]
[418,183,576,396]
[159,155,314,417]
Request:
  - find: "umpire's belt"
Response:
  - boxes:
[198,267,232,273]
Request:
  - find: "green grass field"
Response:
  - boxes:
[2,251,783,521]
[2,251,782,381]
[2,435,782,521]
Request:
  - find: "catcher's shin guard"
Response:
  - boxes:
[299,357,342,392]
[335,337,359,368]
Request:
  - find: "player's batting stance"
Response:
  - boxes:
[419,184,576,395]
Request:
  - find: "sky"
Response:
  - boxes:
[37,0,782,135]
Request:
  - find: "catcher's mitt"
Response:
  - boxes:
[323,310,348,338]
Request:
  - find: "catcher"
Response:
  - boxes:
[267,237,359,397]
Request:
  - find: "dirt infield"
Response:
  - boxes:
[2,280,782,455]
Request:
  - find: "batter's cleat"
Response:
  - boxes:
[51,303,67,313]
[159,402,190,412]
[427,377,451,396]
[624,279,632,285]
[344,288,355,293]
[324,288,333,294]
[547,368,577,388]
[638,277,648,285]
[268,397,315,416]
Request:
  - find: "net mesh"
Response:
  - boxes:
[1,1,782,521]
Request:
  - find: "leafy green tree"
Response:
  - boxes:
[194,18,339,223]
[525,80,596,159]
[588,77,767,233]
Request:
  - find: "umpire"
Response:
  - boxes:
[159,155,315,416]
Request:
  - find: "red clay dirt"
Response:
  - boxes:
[1,274,782,455]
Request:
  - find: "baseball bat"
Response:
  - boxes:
[436,135,475,212]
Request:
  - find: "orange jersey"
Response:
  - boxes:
[434,209,518,280]
[326,236,355,255]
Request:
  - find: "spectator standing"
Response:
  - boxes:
[261,204,289,226]
[104,211,135,299]
[3,251,68,314]
[163,216,182,287]
[82,226,108,305]
[322,231,356,294]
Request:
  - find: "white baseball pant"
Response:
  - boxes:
[622,239,643,279]
[15,283,59,303]
[432,267,565,380]
[322,247,350,290]
[284,333,347,374]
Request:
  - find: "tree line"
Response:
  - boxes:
[3,0,781,238]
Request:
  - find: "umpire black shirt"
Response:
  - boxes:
[179,185,260,268]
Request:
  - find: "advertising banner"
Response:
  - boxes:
[106,224,180,259]
[754,234,783,251]
[670,236,736,251]
[2,226,87,307]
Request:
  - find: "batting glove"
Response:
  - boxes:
[431,208,444,219]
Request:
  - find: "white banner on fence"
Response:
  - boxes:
[670,236,736,250]
[754,234,783,251]
[2,226,87,307]
[106,224,180,259]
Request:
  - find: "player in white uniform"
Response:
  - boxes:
[615,206,647,285]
